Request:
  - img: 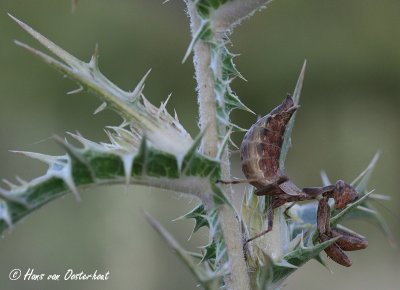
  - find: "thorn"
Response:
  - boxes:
[93,101,107,115]
[235,71,247,82]
[182,20,209,63]
[54,135,83,159]
[64,174,81,202]
[356,205,377,214]
[14,40,71,73]
[88,43,99,68]
[157,93,172,116]
[274,260,298,269]
[228,136,239,150]
[15,176,27,186]
[129,69,151,102]
[9,14,81,68]
[66,132,102,150]
[292,60,307,105]
[0,187,29,208]
[174,109,179,122]
[0,199,12,228]
[67,86,84,95]
[320,170,331,186]
[121,153,135,187]
[164,93,172,107]
[10,150,58,166]
[52,153,81,202]
[369,193,391,201]
[2,179,16,189]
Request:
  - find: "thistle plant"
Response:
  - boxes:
[1,1,392,290]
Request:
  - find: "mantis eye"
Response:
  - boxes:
[336,180,345,193]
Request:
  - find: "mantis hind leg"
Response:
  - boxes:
[244,198,286,246]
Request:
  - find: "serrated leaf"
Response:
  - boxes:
[201,240,217,262]
[176,204,209,234]
[221,48,246,81]
[224,89,254,114]
[271,236,339,285]
[351,151,380,193]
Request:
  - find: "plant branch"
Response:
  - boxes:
[211,0,273,32]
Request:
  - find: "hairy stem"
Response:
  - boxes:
[186,2,250,290]
[194,41,219,156]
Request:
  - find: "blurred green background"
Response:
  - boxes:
[0,0,399,289]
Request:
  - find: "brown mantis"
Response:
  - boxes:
[220,95,368,266]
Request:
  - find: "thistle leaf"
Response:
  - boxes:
[176,204,209,234]
[257,253,274,290]
[201,240,217,262]
[279,60,307,170]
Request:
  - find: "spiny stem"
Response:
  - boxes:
[186,2,250,290]
[194,41,219,156]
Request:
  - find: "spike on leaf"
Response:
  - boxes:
[10,14,82,68]
[279,60,306,170]
[10,150,59,166]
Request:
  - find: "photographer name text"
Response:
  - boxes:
[9,268,110,281]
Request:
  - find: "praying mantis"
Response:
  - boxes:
[220,95,368,266]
